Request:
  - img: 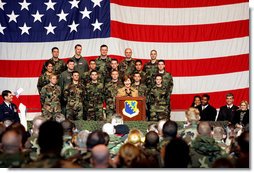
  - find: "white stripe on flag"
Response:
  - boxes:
[0,71,249,95]
[111,2,249,25]
[0,37,249,60]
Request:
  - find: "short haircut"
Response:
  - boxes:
[90,70,98,75]
[226,93,234,99]
[111,58,118,63]
[72,71,79,76]
[155,73,163,79]
[111,69,119,74]
[202,94,210,100]
[89,60,96,64]
[100,44,108,49]
[197,121,212,136]
[158,60,165,64]
[49,74,57,79]
[133,72,141,76]
[135,59,142,65]
[150,49,157,54]
[2,90,11,100]
[75,44,82,49]
[86,130,105,150]
[162,120,178,138]
[67,59,74,64]
[51,47,59,52]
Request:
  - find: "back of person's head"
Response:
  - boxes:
[212,126,226,142]
[212,157,234,168]
[147,123,158,133]
[1,129,22,153]
[144,131,159,148]
[102,123,115,135]
[164,137,190,168]
[6,122,29,147]
[237,131,249,153]
[157,119,167,137]
[61,119,74,136]
[111,114,124,126]
[86,130,105,151]
[127,128,143,146]
[197,121,212,136]
[118,143,141,168]
[76,130,90,148]
[103,132,110,146]
[38,121,63,154]
[91,144,110,168]
[32,116,46,137]
[162,120,178,139]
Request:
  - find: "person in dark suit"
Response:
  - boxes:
[196,94,217,121]
[217,93,238,123]
[0,90,20,123]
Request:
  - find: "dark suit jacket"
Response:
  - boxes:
[0,102,20,123]
[217,105,238,122]
[232,110,249,126]
[197,104,217,121]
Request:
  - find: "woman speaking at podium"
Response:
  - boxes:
[117,75,138,97]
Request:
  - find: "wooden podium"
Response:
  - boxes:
[115,96,146,121]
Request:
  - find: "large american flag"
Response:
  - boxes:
[0,0,249,119]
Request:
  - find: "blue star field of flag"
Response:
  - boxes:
[0,0,110,42]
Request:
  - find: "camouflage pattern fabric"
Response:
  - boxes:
[118,59,136,79]
[40,83,61,120]
[95,56,112,84]
[64,82,86,120]
[41,58,66,76]
[71,56,89,74]
[37,72,51,93]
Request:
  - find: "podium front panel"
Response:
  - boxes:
[116,96,146,121]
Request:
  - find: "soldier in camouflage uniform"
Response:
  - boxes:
[104,70,124,120]
[81,60,102,86]
[41,47,66,76]
[143,50,158,90]
[118,48,136,80]
[148,74,170,121]
[157,60,173,114]
[132,60,147,84]
[84,70,105,121]
[95,44,112,85]
[40,74,61,120]
[37,61,54,93]
[105,58,119,85]
[64,71,86,120]
[131,72,148,97]
[59,59,75,115]
[70,44,89,74]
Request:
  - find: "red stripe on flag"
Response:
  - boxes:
[0,88,249,112]
[111,20,249,42]
[111,0,248,8]
[0,54,249,77]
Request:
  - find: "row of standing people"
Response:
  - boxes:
[37,44,174,121]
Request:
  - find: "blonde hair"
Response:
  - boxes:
[185,107,200,122]
[119,143,140,167]
[127,128,143,145]
[240,100,249,108]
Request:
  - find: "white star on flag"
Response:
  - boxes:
[0,23,6,34]
[7,11,19,23]
[19,23,31,35]
[91,0,103,8]
[57,10,68,22]
[80,7,92,19]
[68,21,79,33]
[91,19,103,31]
[45,0,56,11]
[0,0,6,10]
[44,23,56,35]
[19,0,31,11]
[69,0,79,9]
[32,10,44,23]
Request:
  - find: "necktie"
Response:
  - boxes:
[9,104,12,110]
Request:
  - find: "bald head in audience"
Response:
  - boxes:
[197,121,212,136]
[91,144,110,168]
[1,129,22,154]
